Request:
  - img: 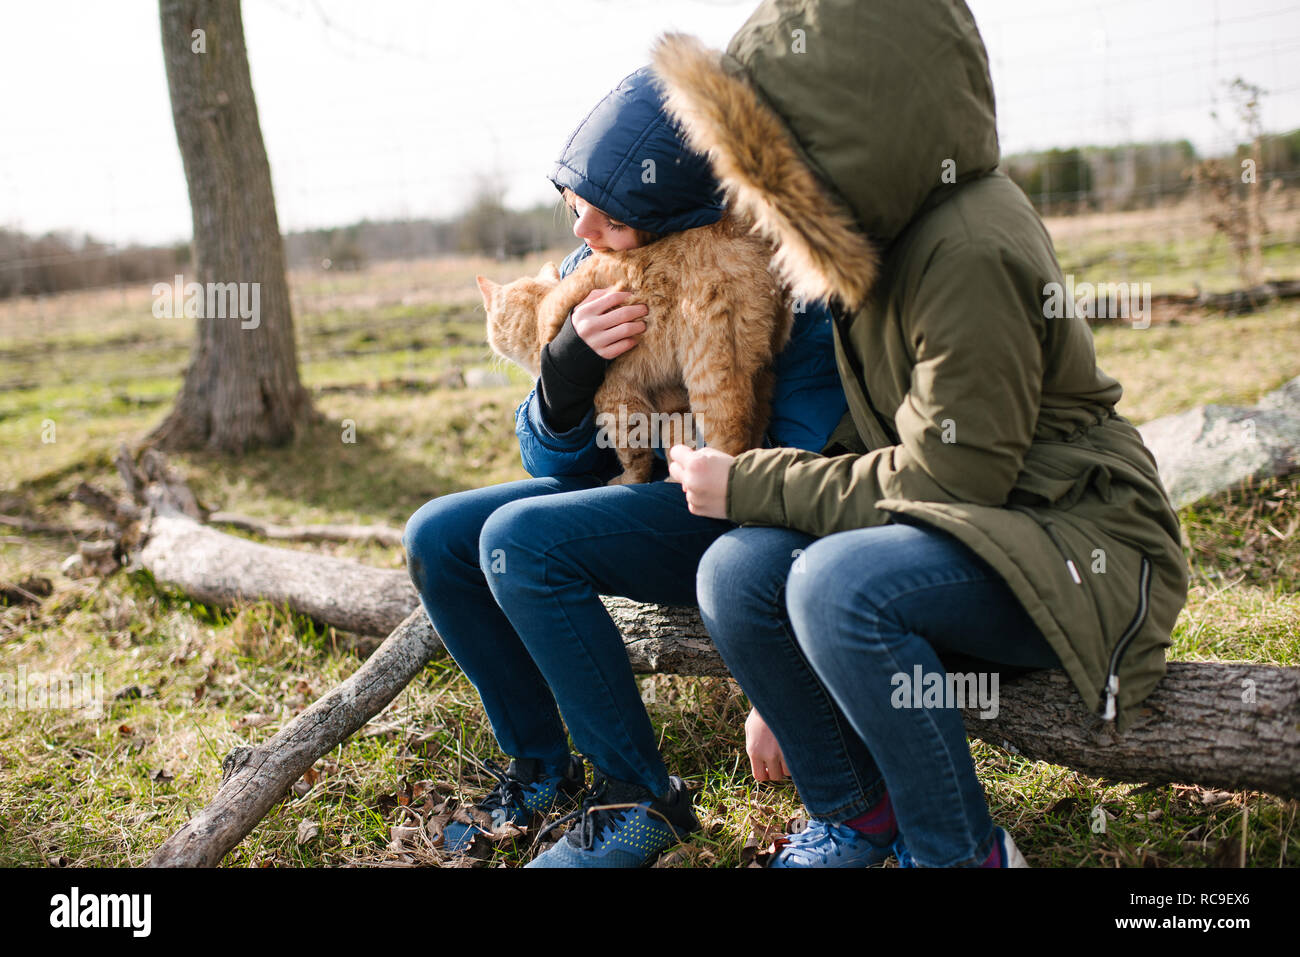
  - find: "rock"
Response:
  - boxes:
[1257,375,1300,414]
[60,553,86,579]
[464,368,512,389]
[435,368,466,390]
[77,540,120,577]
[1138,375,1300,508]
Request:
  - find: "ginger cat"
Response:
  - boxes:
[477,213,792,485]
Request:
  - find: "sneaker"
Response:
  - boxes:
[767,819,896,868]
[892,826,1028,868]
[438,755,584,855]
[525,772,699,868]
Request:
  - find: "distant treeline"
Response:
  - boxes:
[0,230,191,301]
[283,196,578,272]
[6,130,1300,300]
[1004,129,1300,213]
[0,198,577,301]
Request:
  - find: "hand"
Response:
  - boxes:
[746,708,789,782]
[666,444,733,518]
[571,288,648,359]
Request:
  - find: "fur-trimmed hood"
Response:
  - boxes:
[651,0,1000,310]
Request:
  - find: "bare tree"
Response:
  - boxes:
[1193,78,1269,290]
[152,0,314,452]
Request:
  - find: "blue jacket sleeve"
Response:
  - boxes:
[514,385,621,478]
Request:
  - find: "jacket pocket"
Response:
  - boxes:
[1009,504,1084,585]
[1011,458,1114,511]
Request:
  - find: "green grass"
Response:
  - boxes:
[1095,304,1300,424]
[1,236,1298,868]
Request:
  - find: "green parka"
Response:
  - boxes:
[652,0,1189,733]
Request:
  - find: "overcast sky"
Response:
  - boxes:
[3,0,1299,246]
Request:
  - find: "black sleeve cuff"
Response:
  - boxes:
[538,315,610,432]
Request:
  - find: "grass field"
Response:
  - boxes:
[0,204,1298,868]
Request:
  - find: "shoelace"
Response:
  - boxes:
[535,779,621,849]
[473,762,530,820]
[572,787,626,850]
[535,779,678,851]
[779,820,861,861]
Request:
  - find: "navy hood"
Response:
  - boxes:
[549,66,726,235]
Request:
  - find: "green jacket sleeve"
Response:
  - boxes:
[726,240,1045,535]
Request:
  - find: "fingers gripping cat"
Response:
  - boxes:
[478,212,793,485]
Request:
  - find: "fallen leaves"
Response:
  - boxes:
[291,766,319,798]
[1199,789,1236,806]
[372,775,545,866]
[739,814,805,868]
[113,684,156,701]
[0,576,52,606]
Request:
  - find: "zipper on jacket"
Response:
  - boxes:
[1100,556,1152,722]
[1010,504,1082,585]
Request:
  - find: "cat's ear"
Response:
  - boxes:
[475,275,498,308]
[538,261,561,282]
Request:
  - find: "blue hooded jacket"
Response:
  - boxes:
[514,66,847,479]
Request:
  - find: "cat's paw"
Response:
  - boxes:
[606,470,648,486]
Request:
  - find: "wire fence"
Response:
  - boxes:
[2,0,1299,306]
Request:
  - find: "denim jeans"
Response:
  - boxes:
[403,457,735,797]
[696,519,1062,867]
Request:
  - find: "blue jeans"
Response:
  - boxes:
[403,458,734,797]
[696,519,1062,867]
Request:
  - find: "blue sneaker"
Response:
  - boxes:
[438,756,584,855]
[525,773,699,868]
[767,819,896,868]
[892,826,1028,867]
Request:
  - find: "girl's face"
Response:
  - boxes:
[566,193,643,252]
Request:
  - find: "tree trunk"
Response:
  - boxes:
[151,0,313,452]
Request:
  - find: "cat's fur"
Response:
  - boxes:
[477,212,792,485]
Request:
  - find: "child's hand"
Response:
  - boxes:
[572,288,648,359]
[746,707,789,782]
[667,444,732,519]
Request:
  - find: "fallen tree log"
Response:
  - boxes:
[1156,279,1300,317]
[150,608,442,867]
[71,447,1300,864]
[0,513,110,539]
[207,511,405,548]
[140,508,417,636]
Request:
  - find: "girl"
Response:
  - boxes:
[663,0,1188,869]
[402,64,847,868]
